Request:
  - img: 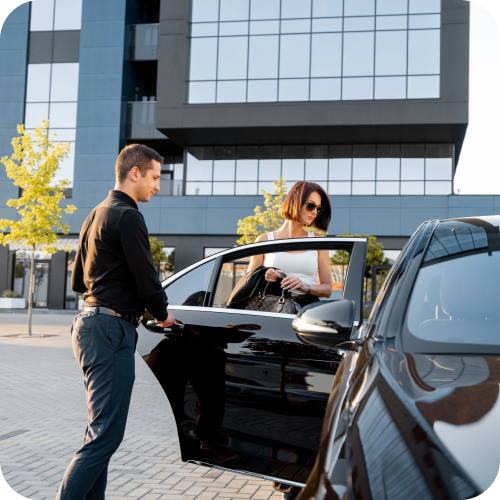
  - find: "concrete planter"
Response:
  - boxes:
[0,298,26,309]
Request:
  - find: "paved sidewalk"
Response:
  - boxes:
[0,315,281,500]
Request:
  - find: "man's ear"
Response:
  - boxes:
[129,166,140,182]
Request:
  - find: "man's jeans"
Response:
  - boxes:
[56,311,137,500]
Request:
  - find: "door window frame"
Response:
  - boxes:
[162,237,367,323]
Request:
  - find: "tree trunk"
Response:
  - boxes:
[27,244,35,336]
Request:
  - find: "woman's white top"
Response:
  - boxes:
[263,231,318,295]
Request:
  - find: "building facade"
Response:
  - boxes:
[0,0,489,310]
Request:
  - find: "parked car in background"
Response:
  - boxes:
[298,216,500,500]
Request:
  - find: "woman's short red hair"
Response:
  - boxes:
[281,181,331,231]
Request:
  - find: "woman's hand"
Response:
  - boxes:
[265,268,282,282]
[281,276,308,293]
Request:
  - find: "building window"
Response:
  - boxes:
[13,249,52,308]
[205,247,230,258]
[155,158,184,196]
[25,62,79,187]
[65,252,83,309]
[27,0,82,189]
[187,0,441,103]
[30,0,83,32]
[185,145,453,196]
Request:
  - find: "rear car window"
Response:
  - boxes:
[405,219,500,347]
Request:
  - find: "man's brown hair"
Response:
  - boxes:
[281,181,331,231]
[115,144,164,183]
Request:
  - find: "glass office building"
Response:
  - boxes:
[188,0,441,103]
[0,0,478,309]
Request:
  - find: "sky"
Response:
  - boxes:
[454,0,500,194]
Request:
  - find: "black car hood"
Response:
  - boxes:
[381,350,500,492]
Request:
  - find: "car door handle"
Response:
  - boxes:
[146,319,185,333]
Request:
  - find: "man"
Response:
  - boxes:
[56,144,175,500]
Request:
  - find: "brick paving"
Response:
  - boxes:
[0,313,282,500]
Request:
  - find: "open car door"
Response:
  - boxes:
[136,237,367,487]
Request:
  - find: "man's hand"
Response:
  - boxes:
[159,309,175,327]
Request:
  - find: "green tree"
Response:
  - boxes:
[163,249,175,274]
[0,121,77,335]
[330,234,388,303]
[149,237,168,268]
[236,178,288,246]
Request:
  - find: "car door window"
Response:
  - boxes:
[211,244,351,309]
[164,260,215,306]
[213,257,250,308]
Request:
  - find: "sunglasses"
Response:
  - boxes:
[304,201,324,215]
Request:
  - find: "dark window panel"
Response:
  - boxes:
[425,144,453,158]
[377,144,401,158]
[28,31,53,64]
[353,144,376,158]
[401,144,425,158]
[305,145,328,159]
[329,145,353,158]
[237,146,259,159]
[52,31,80,63]
[187,146,214,161]
[214,146,237,160]
[282,145,305,159]
[259,145,282,159]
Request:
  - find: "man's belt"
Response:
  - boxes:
[82,306,140,327]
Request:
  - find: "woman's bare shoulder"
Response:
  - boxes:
[255,233,268,243]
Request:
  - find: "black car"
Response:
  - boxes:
[297,216,500,500]
[137,217,500,499]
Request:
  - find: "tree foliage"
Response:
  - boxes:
[0,120,77,335]
[236,178,288,246]
[149,237,168,267]
[330,234,388,278]
[0,121,76,253]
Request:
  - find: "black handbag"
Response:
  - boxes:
[243,271,299,314]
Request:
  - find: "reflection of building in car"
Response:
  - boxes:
[406,219,500,345]
[144,324,257,459]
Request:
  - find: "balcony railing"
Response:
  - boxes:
[130,23,158,61]
[126,101,167,140]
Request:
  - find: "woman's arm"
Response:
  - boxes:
[313,249,333,298]
[246,233,268,274]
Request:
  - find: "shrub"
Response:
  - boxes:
[2,290,22,298]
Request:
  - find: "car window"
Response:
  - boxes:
[164,260,215,306]
[213,257,251,308]
[405,219,500,347]
[211,245,351,309]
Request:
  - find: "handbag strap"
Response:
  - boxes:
[260,271,289,300]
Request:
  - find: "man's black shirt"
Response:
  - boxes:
[72,190,169,321]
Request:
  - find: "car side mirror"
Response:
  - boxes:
[292,299,356,348]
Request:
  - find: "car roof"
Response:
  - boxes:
[438,215,500,225]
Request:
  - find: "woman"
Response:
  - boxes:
[248,181,333,310]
